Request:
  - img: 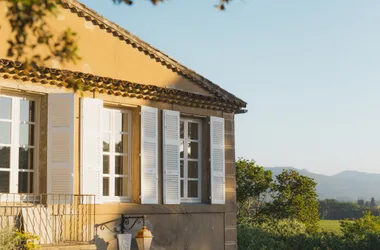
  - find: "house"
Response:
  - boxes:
[0,1,247,249]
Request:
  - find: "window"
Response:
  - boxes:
[180,118,202,203]
[0,95,37,193]
[102,108,131,201]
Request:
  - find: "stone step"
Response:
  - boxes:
[41,243,97,250]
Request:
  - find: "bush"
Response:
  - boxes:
[0,229,40,250]
[261,219,307,237]
[238,222,345,250]
[238,214,380,250]
[237,222,287,250]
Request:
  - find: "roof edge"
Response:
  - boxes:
[0,58,245,113]
[59,0,247,107]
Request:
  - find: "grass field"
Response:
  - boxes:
[319,220,341,234]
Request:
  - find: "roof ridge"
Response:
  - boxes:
[59,0,246,107]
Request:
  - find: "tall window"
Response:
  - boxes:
[180,118,202,203]
[102,108,131,201]
[0,95,37,193]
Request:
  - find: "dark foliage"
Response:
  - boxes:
[238,213,380,250]
[320,199,380,220]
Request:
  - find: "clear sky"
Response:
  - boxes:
[79,0,380,175]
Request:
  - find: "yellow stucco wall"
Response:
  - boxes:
[0,2,211,96]
[0,1,238,248]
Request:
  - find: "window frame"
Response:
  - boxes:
[0,93,39,195]
[180,117,202,204]
[102,107,132,203]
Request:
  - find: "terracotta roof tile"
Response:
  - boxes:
[0,59,243,113]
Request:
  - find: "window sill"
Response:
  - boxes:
[180,199,202,204]
[102,197,132,203]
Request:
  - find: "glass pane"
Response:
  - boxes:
[103,155,109,174]
[0,171,10,192]
[188,180,198,198]
[180,140,184,158]
[0,122,11,144]
[19,147,34,170]
[180,180,184,198]
[115,156,128,175]
[188,161,198,178]
[18,172,33,193]
[115,177,128,196]
[115,134,128,153]
[188,122,199,140]
[0,97,12,119]
[19,124,34,146]
[0,147,10,169]
[188,142,199,159]
[103,177,109,196]
[115,112,128,133]
[180,121,184,139]
[103,133,110,152]
[103,110,111,131]
[20,100,35,122]
[180,161,184,178]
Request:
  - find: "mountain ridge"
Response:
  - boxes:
[265,167,380,201]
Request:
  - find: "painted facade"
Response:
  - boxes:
[0,1,246,249]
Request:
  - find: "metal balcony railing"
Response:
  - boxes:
[0,193,95,246]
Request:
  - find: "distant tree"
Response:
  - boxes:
[236,160,320,231]
[358,199,365,207]
[270,169,319,233]
[370,197,377,208]
[365,201,370,207]
[319,199,362,220]
[236,159,273,221]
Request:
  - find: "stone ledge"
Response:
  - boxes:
[41,244,96,250]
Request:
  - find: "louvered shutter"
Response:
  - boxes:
[47,93,75,204]
[80,98,103,204]
[140,106,158,204]
[162,110,180,204]
[210,116,225,204]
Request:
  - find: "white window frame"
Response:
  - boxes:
[180,117,202,203]
[102,107,132,202]
[0,94,39,195]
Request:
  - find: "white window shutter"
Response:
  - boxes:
[140,106,158,204]
[47,93,75,204]
[210,116,225,204]
[162,110,180,204]
[80,98,103,204]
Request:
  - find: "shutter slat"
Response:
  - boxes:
[140,106,158,204]
[80,98,103,204]
[210,116,225,204]
[163,110,180,204]
[47,93,75,204]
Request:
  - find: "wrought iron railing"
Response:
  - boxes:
[95,215,145,235]
[0,193,95,246]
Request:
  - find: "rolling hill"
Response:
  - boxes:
[266,167,380,201]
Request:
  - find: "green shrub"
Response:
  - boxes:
[237,215,380,250]
[0,229,40,250]
[237,222,287,250]
[340,212,380,240]
[261,219,307,237]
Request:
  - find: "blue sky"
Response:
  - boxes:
[79,0,380,175]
